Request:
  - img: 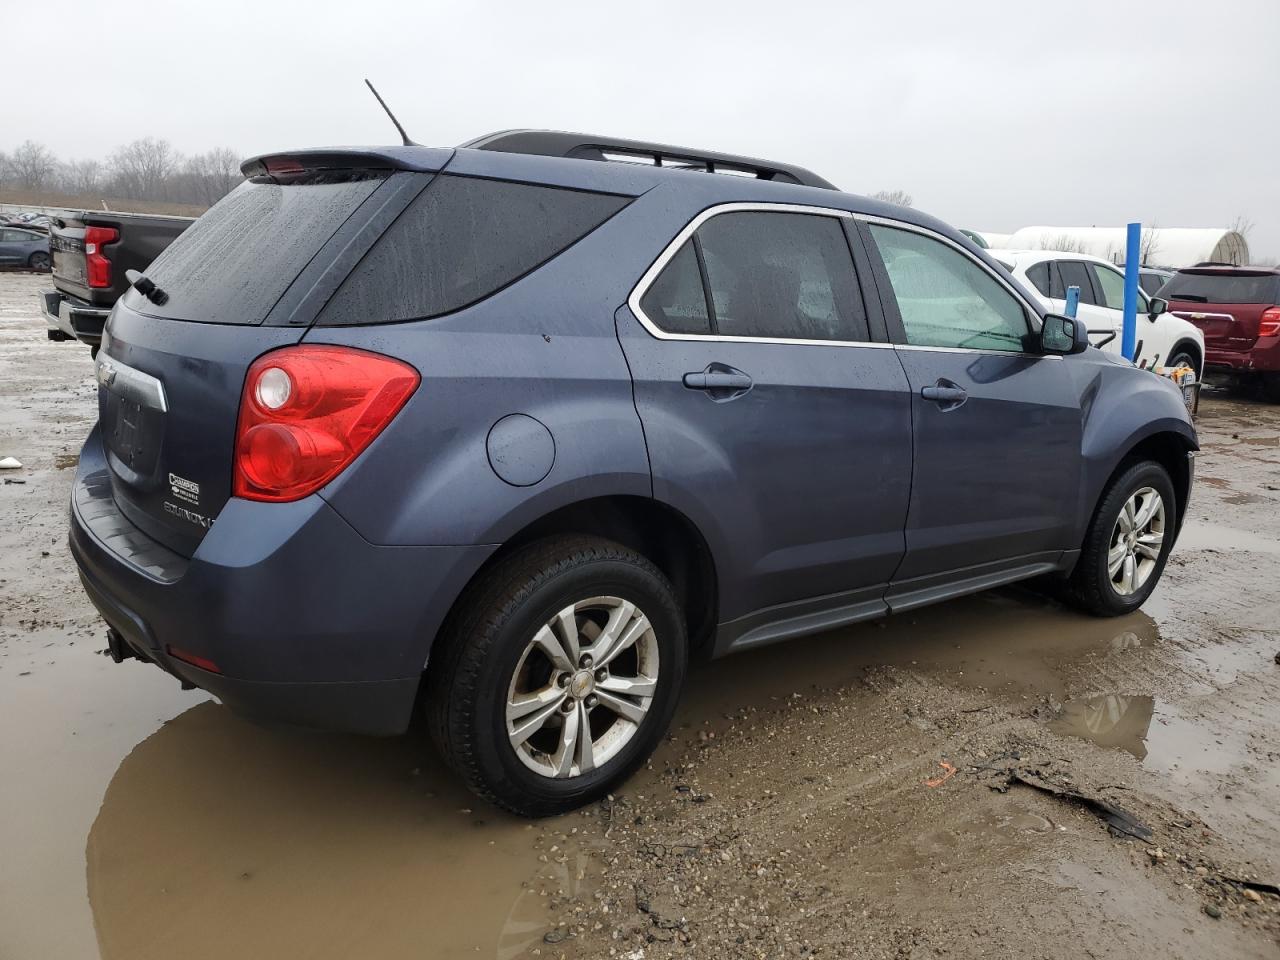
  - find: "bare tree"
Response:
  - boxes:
[108,137,179,200]
[8,140,58,189]
[180,148,243,205]
[1139,224,1160,266]
[871,189,913,207]
[60,158,103,194]
[1229,214,1254,239]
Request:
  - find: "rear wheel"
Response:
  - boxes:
[28,251,50,271]
[1166,347,1197,375]
[426,536,687,817]
[1066,460,1176,617]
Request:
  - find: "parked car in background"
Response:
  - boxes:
[41,210,192,354]
[72,132,1197,816]
[1140,267,1174,296]
[0,226,51,270]
[990,249,1204,374]
[1162,265,1280,401]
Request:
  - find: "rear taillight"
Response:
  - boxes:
[233,345,420,502]
[84,226,118,288]
[1260,307,1280,338]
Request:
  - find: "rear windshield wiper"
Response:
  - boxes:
[125,268,169,306]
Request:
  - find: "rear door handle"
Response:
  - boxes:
[920,379,967,409]
[683,371,753,391]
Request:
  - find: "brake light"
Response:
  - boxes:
[233,345,419,502]
[1260,307,1280,338]
[84,226,118,288]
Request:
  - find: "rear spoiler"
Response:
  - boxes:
[241,146,454,179]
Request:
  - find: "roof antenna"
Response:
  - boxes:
[364,79,416,146]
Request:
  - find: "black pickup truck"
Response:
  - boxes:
[41,210,192,354]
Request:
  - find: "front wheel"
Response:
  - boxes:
[426,536,687,817]
[1066,460,1177,616]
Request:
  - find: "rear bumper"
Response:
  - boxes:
[1204,336,1280,374]
[69,425,494,735]
[42,288,111,345]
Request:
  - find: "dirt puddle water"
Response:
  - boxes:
[1,586,1172,960]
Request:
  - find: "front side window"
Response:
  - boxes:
[638,210,869,342]
[868,224,1031,352]
[1090,263,1148,311]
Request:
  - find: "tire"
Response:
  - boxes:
[1066,460,1177,617]
[426,535,687,817]
[1166,347,1197,376]
[28,251,50,271]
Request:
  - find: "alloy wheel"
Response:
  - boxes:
[505,596,659,779]
[1107,486,1165,596]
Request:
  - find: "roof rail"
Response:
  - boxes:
[460,130,838,190]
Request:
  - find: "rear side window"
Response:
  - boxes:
[1025,262,1051,296]
[698,213,867,341]
[639,241,711,335]
[1162,271,1280,304]
[318,176,629,325]
[1050,260,1098,305]
[141,174,384,325]
[638,211,868,342]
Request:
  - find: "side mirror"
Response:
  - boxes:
[1041,313,1089,355]
[1147,297,1168,318]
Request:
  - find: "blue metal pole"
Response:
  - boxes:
[1121,222,1141,361]
[1064,285,1080,319]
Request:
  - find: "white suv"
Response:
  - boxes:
[990,249,1205,375]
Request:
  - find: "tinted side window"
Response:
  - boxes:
[1025,261,1051,296]
[319,176,630,325]
[639,241,711,335]
[868,224,1031,353]
[1051,260,1098,305]
[694,212,867,341]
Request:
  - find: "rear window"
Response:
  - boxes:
[139,174,384,324]
[1162,271,1279,304]
[316,176,630,325]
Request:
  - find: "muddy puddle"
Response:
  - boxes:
[1,585,1172,960]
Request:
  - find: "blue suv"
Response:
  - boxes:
[70,132,1197,815]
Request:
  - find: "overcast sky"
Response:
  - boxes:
[8,0,1278,258]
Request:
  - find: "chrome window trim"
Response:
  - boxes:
[626,201,894,349]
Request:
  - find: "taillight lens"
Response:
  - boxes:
[84,226,118,288]
[1260,307,1280,338]
[233,345,420,502]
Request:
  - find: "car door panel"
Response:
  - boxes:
[616,207,913,628]
[860,222,1083,585]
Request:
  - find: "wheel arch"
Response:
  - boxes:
[1101,430,1195,539]
[1167,337,1203,378]
[429,495,720,666]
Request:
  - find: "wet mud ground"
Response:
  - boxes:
[0,271,1277,959]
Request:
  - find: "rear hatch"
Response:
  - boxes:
[1163,269,1280,351]
[95,161,424,557]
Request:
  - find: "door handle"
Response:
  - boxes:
[683,371,753,391]
[920,379,967,409]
